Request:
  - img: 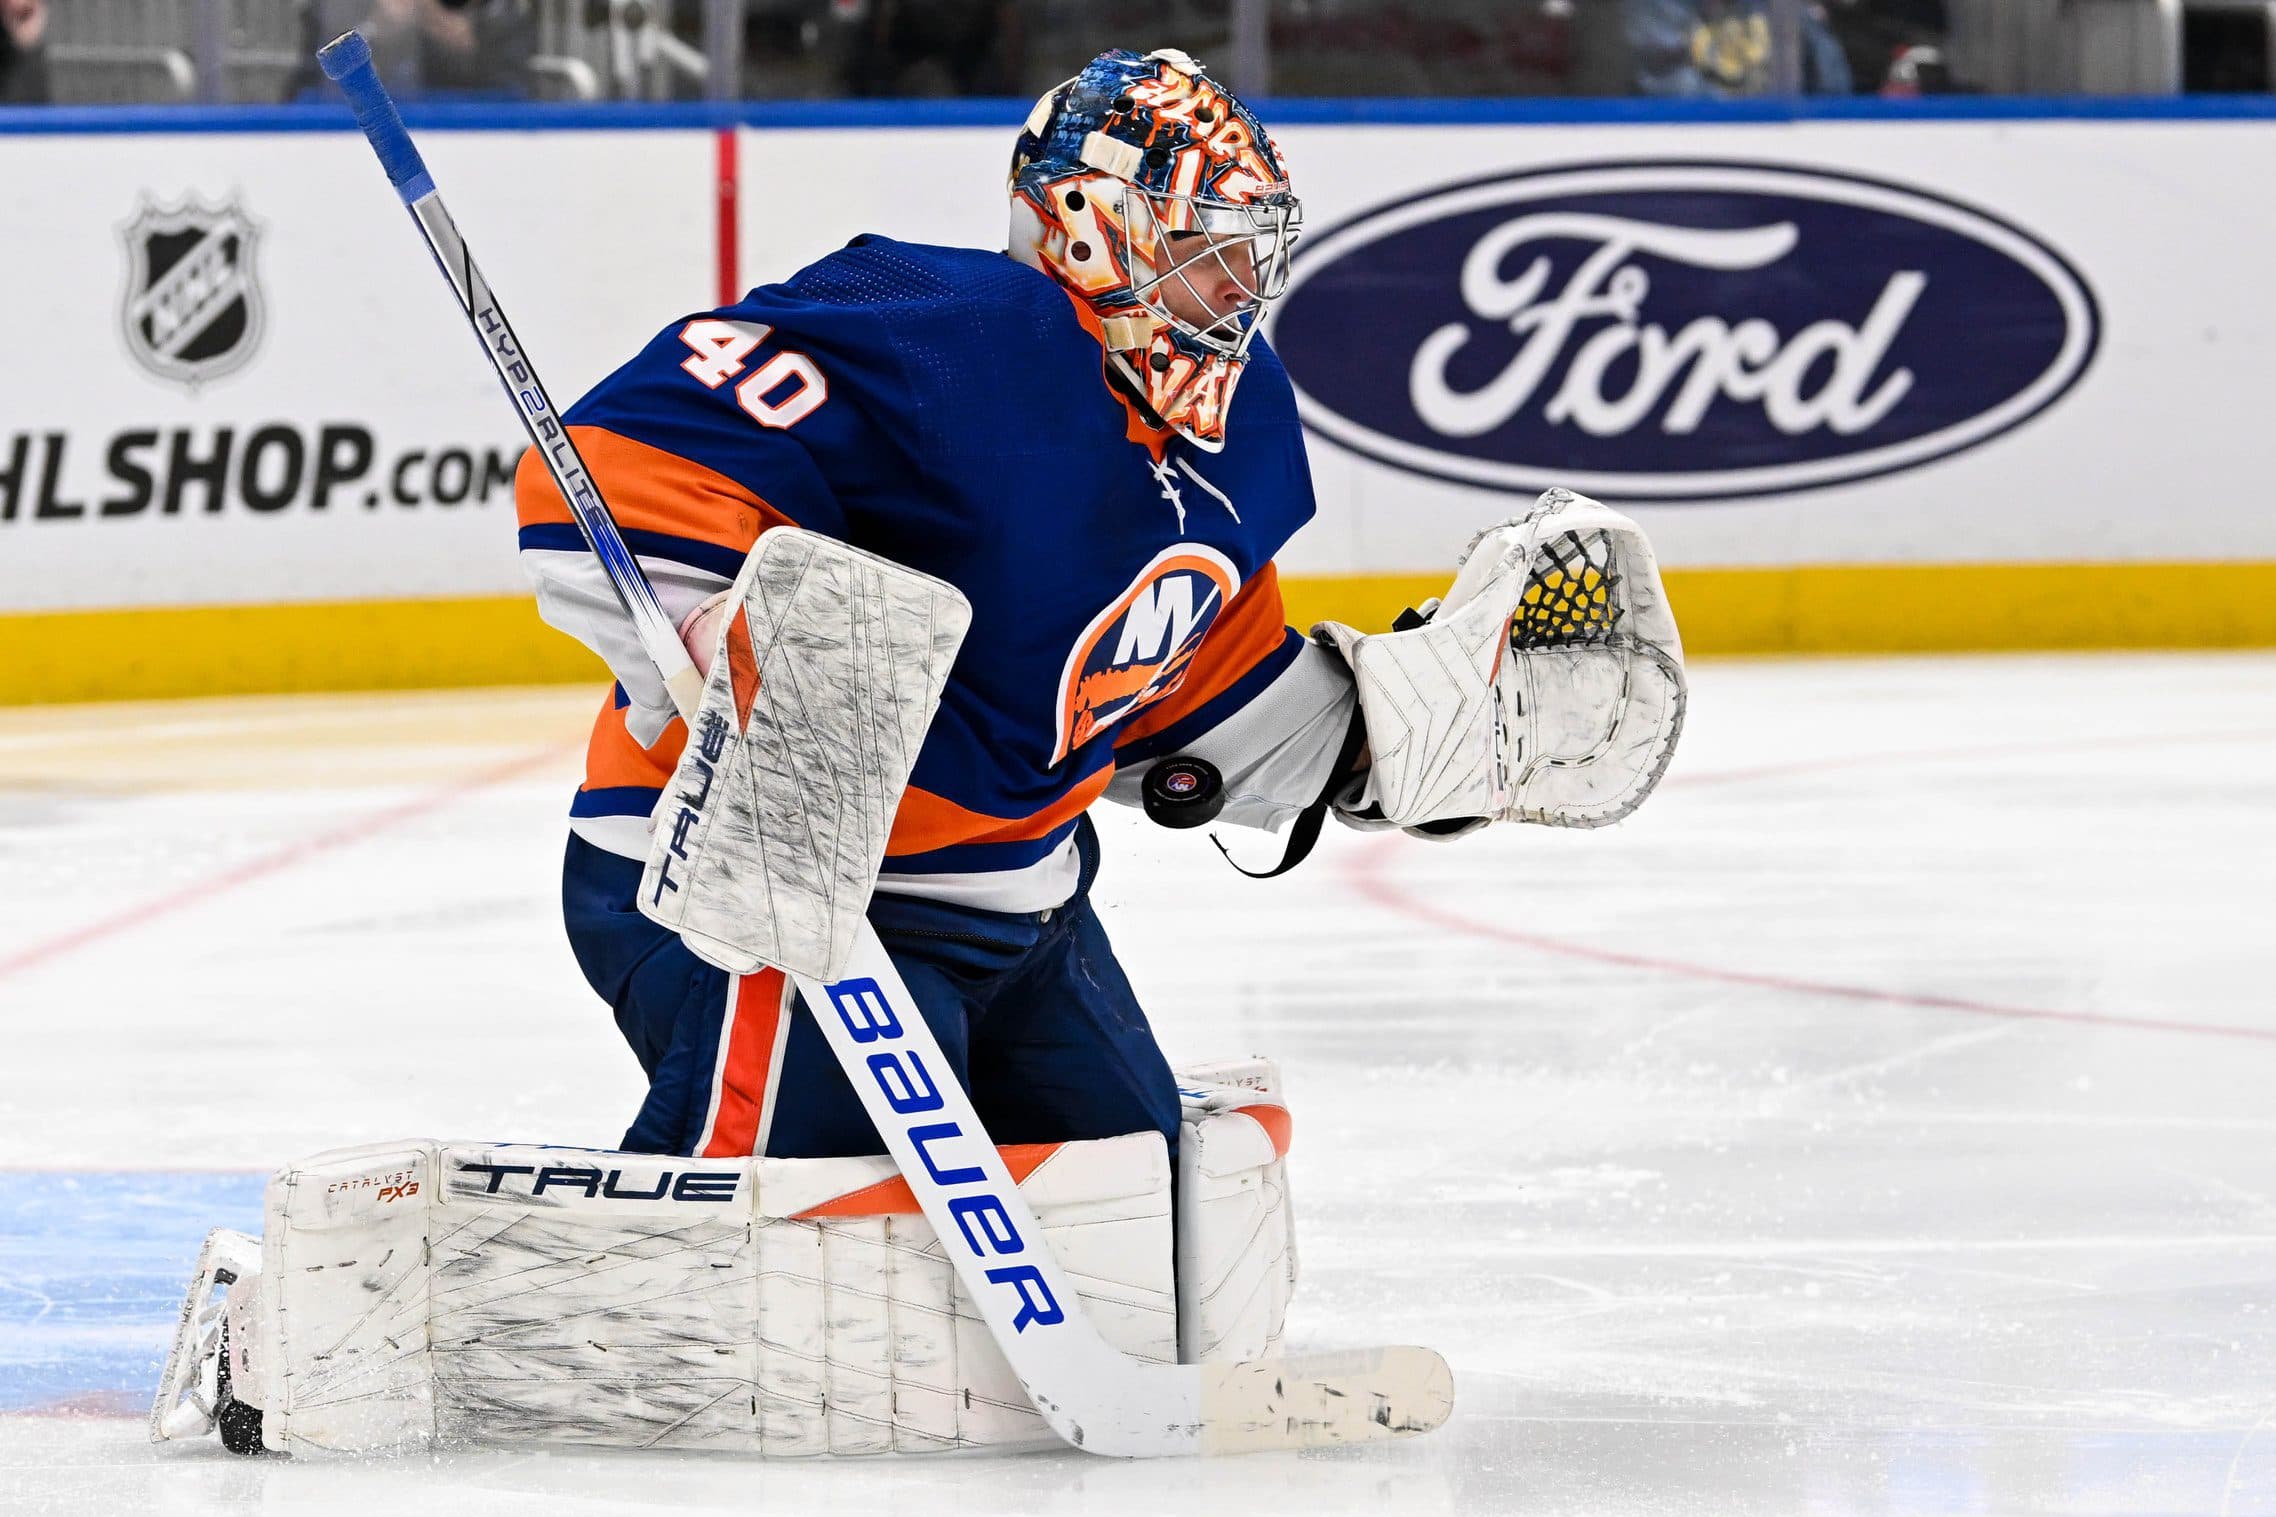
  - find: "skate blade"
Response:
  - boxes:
[149,1228,261,1445]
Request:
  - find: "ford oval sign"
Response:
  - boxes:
[1267,162,2100,502]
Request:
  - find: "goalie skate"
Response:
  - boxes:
[149,1228,267,1455]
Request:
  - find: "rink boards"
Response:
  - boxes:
[3,100,2273,700]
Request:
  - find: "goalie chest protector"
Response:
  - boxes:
[531,237,1320,889]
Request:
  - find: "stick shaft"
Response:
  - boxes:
[783,938,1200,1450]
[319,30,702,721]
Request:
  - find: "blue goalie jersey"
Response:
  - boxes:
[517,236,1354,912]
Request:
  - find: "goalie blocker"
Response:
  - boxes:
[152,1062,1298,1457]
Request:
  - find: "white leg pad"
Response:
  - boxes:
[1174,1059,1299,1365]
[245,1134,1174,1456]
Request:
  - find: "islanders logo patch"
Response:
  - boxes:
[1053,544,1240,763]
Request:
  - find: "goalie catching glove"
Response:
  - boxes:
[1319,488,1686,837]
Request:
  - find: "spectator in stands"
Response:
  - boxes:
[291,0,535,100]
[0,0,49,105]
[1623,0,1852,95]
[1824,0,1950,94]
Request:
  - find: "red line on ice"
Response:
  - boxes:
[0,744,572,984]
[10,1391,147,1421]
[1344,728,2276,1047]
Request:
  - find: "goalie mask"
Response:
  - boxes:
[1009,48,1301,451]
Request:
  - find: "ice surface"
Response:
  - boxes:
[2,656,2273,1515]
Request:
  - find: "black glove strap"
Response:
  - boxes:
[1211,704,1371,881]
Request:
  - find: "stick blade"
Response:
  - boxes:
[1197,1346,1454,1455]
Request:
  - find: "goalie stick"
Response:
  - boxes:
[317,30,1452,1458]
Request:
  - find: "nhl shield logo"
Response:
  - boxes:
[119,196,265,387]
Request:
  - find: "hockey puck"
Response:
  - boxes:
[1141,756,1224,829]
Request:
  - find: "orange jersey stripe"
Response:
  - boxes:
[792,1143,1064,1218]
[582,689,685,794]
[884,765,1116,858]
[698,968,791,1159]
[1113,562,1289,750]
[515,424,796,552]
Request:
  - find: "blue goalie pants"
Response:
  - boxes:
[560,818,1181,1161]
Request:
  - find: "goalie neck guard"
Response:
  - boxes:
[1008,48,1301,451]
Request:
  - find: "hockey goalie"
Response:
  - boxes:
[152,45,1684,1459]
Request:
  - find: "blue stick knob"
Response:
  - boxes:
[318,31,435,204]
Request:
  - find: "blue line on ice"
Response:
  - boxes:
[0,1173,263,1414]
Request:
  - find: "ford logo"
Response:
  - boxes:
[1268,161,2100,502]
